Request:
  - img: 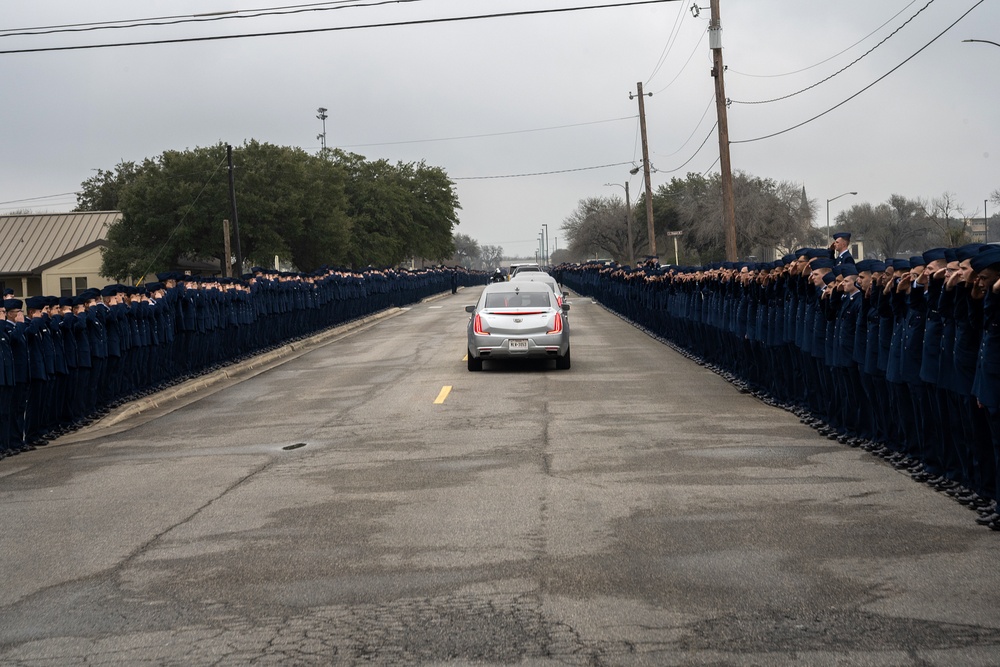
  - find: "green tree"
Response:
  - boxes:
[334,154,459,267]
[75,161,141,212]
[100,141,352,280]
[452,233,481,267]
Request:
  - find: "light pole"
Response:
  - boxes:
[604,182,635,265]
[542,223,549,266]
[664,230,684,266]
[316,107,328,152]
[826,191,858,238]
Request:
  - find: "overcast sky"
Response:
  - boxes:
[1,0,997,260]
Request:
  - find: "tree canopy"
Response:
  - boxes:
[79,141,461,280]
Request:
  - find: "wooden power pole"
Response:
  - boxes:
[227,144,244,275]
[633,82,656,258]
[710,0,738,262]
[222,219,232,278]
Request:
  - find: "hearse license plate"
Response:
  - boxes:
[509,339,528,351]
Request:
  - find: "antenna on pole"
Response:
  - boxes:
[316,107,328,152]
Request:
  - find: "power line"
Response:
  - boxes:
[453,161,634,180]
[644,0,688,83]
[339,116,637,148]
[0,0,681,55]
[658,122,717,174]
[728,0,920,78]
[648,27,708,95]
[730,0,936,106]
[731,0,985,145]
[652,94,715,158]
[0,191,79,206]
[0,0,427,38]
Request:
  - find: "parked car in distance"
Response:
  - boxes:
[465,281,571,371]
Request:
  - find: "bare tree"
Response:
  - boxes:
[480,244,504,269]
[561,196,633,263]
[837,196,935,259]
[928,192,972,247]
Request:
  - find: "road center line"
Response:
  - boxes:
[433,386,452,404]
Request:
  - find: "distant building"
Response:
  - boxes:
[0,211,119,297]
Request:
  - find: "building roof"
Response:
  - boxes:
[0,211,119,275]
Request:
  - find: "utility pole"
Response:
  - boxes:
[710,0,737,261]
[625,181,635,265]
[631,82,656,258]
[222,219,232,278]
[226,145,243,275]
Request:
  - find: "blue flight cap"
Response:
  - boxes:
[3,298,22,310]
[72,295,88,307]
[840,264,859,277]
[24,296,47,310]
[869,261,888,273]
[957,244,990,261]
[58,296,73,307]
[909,256,926,267]
[891,258,911,271]
[970,248,1000,272]
[944,248,958,263]
[822,272,836,284]
[922,248,947,264]
[855,259,874,272]
[811,258,835,270]
[832,232,852,240]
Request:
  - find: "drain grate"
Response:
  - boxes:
[282,443,307,451]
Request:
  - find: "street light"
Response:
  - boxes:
[826,191,858,238]
[542,223,549,266]
[604,182,635,265]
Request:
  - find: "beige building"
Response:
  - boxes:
[0,211,120,298]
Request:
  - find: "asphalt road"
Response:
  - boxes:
[1,287,999,666]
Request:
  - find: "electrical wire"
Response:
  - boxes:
[658,121,717,174]
[730,0,985,144]
[0,0,682,55]
[452,161,634,180]
[338,116,637,148]
[0,0,371,34]
[652,94,715,158]
[648,27,707,95]
[0,0,429,39]
[728,0,919,78]
[0,192,79,206]
[729,0,936,106]
[644,0,688,83]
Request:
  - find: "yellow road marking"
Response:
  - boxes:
[434,386,452,404]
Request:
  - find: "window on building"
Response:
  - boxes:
[75,277,87,294]
[60,277,73,297]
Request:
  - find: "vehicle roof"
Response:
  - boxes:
[481,281,553,293]
[509,272,557,284]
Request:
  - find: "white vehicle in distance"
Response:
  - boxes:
[508,263,541,279]
[508,271,568,307]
